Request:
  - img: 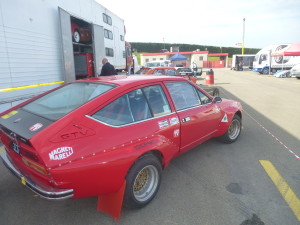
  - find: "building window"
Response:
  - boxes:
[104,29,113,40]
[146,59,149,62]
[152,58,156,61]
[120,35,124,41]
[199,56,203,61]
[105,48,114,57]
[160,58,163,60]
[103,13,112,25]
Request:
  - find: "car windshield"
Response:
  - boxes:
[22,82,116,121]
[178,68,192,72]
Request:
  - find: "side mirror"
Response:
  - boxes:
[214,96,222,103]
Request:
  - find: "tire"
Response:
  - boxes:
[219,114,241,143]
[124,153,162,209]
[262,68,269,74]
[73,29,80,43]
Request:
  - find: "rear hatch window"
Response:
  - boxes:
[22,82,116,121]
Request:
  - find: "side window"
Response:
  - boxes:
[103,13,112,25]
[143,85,171,116]
[166,82,200,111]
[197,90,212,105]
[104,29,113,40]
[92,95,134,126]
[105,48,114,57]
[92,89,151,126]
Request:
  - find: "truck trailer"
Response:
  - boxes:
[231,54,255,71]
[0,0,131,112]
[253,44,300,74]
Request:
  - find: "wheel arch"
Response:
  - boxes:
[235,110,242,120]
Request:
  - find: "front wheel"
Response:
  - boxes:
[124,153,162,209]
[262,68,269,74]
[219,114,241,143]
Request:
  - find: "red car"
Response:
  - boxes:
[143,67,219,96]
[144,67,198,83]
[0,75,242,219]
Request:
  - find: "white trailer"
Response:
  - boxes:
[253,44,300,74]
[231,54,255,71]
[0,0,127,112]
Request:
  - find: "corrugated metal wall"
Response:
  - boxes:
[0,0,65,112]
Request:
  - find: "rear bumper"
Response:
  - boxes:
[0,146,74,200]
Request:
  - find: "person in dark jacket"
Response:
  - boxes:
[100,58,117,76]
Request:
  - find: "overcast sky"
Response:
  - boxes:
[96,0,300,49]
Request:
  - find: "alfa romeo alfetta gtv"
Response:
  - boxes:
[0,75,242,218]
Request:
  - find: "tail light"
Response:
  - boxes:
[22,157,48,175]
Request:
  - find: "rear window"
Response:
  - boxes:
[23,82,116,120]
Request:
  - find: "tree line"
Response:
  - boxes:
[130,42,260,57]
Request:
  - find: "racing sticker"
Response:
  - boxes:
[169,117,179,126]
[221,114,228,122]
[173,129,180,138]
[1,110,18,119]
[158,120,169,129]
[214,106,221,113]
[29,123,43,132]
[49,147,74,160]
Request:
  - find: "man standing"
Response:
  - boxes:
[100,58,117,76]
[192,62,198,77]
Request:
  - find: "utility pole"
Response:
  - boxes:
[242,18,245,55]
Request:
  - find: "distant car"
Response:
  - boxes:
[145,67,179,76]
[177,68,203,76]
[71,23,91,43]
[145,67,219,96]
[145,61,168,68]
[174,64,184,70]
[0,75,242,218]
[177,68,193,76]
[135,67,151,75]
[291,64,300,79]
[273,70,291,78]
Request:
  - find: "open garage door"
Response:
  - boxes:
[58,7,75,82]
[92,24,105,76]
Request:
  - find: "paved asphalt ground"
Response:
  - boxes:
[0,69,299,225]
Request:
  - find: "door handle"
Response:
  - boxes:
[182,117,191,123]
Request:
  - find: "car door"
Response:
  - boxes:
[89,83,181,160]
[165,81,222,153]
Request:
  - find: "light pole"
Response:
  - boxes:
[242,18,245,55]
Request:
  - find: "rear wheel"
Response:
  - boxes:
[219,114,241,143]
[124,154,162,209]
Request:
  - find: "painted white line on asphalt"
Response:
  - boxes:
[244,111,300,160]
[220,90,299,160]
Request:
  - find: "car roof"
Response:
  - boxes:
[77,75,185,87]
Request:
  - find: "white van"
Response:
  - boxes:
[146,61,169,68]
[291,64,300,79]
